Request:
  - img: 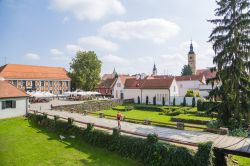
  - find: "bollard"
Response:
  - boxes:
[177,122,185,130]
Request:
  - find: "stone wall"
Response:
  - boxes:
[52,100,122,113]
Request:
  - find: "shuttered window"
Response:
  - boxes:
[1,100,16,109]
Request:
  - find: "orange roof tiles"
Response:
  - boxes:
[175,75,204,82]
[196,69,216,79]
[0,80,29,99]
[0,64,71,80]
[97,77,117,89]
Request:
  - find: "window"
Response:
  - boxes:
[59,90,62,94]
[2,100,16,109]
[12,80,17,86]
[41,81,44,87]
[59,81,62,86]
[50,90,53,94]
[66,81,69,87]
[49,81,53,87]
[22,80,26,87]
[32,81,36,88]
[190,56,192,60]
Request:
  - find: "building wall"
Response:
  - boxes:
[188,53,196,74]
[0,97,27,119]
[169,79,179,97]
[113,77,125,99]
[141,89,170,105]
[7,79,70,95]
[96,88,113,97]
[124,89,141,103]
[176,80,201,97]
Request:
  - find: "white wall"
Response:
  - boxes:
[169,79,179,97]
[176,80,201,97]
[170,96,199,106]
[141,89,170,105]
[0,97,28,119]
[113,77,124,99]
[124,89,141,103]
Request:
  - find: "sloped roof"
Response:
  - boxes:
[0,80,29,99]
[175,75,204,82]
[124,77,174,89]
[97,77,117,89]
[119,75,132,85]
[0,64,71,80]
[196,69,216,79]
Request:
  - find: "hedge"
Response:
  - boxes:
[27,113,215,166]
[197,100,220,112]
[112,106,134,111]
[171,117,210,125]
[133,105,164,112]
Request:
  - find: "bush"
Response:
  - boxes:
[182,97,186,106]
[206,120,220,129]
[161,107,196,116]
[134,105,164,112]
[28,113,216,166]
[192,97,195,107]
[171,117,210,125]
[112,106,134,111]
[146,96,149,105]
[185,90,195,97]
[162,97,165,106]
[229,128,248,137]
[197,100,220,111]
[137,96,140,104]
[173,97,176,106]
[153,96,156,105]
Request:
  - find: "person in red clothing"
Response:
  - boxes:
[116,112,122,129]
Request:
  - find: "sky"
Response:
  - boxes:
[0,0,218,76]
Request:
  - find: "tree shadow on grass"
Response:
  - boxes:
[27,119,140,166]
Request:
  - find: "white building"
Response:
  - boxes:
[0,79,29,119]
[123,76,179,105]
[113,75,131,99]
[175,75,206,97]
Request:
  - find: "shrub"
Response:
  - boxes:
[146,96,149,105]
[182,97,186,106]
[171,117,210,125]
[192,97,195,107]
[162,97,165,106]
[134,105,164,112]
[137,96,140,104]
[206,120,220,129]
[195,142,214,166]
[197,100,220,111]
[173,97,176,106]
[161,107,196,116]
[229,128,248,137]
[112,106,133,111]
[153,96,156,105]
[147,134,158,144]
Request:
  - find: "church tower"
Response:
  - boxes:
[188,41,196,75]
[152,63,157,76]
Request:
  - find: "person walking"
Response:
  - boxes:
[116,111,122,130]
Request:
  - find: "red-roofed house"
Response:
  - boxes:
[113,75,132,99]
[0,79,29,119]
[175,75,206,97]
[95,77,117,97]
[0,64,71,95]
[123,76,178,105]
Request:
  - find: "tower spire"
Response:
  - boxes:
[152,62,157,76]
[189,40,194,54]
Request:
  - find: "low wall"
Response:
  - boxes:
[52,100,122,113]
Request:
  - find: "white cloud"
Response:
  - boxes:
[78,36,118,52]
[99,18,180,44]
[25,53,40,60]
[101,54,128,64]
[49,0,125,21]
[62,16,69,24]
[50,48,64,55]
[66,44,84,54]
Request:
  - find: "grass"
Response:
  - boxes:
[175,114,215,121]
[232,155,250,166]
[0,117,141,166]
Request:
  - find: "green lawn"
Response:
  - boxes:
[232,155,250,166]
[0,117,140,166]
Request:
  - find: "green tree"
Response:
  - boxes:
[162,97,165,106]
[208,0,250,127]
[69,51,101,91]
[173,97,176,106]
[192,97,196,107]
[185,90,195,97]
[182,97,186,106]
[181,65,193,76]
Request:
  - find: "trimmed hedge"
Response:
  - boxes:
[171,117,210,125]
[112,106,134,111]
[27,113,215,166]
[133,105,164,112]
[197,100,220,111]
[161,107,197,116]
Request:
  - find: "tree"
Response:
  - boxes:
[162,97,165,106]
[185,90,195,97]
[173,97,176,106]
[181,65,193,76]
[146,96,149,105]
[208,0,250,127]
[153,96,156,105]
[182,97,186,106]
[69,51,101,91]
[138,96,140,104]
[192,97,196,107]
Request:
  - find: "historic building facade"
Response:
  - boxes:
[0,64,71,95]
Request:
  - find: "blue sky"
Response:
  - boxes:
[0,0,217,75]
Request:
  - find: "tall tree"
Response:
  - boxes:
[69,51,101,91]
[181,65,193,76]
[208,0,250,128]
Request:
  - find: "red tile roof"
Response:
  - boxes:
[0,80,29,99]
[97,77,117,89]
[119,75,132,85]
[124,77,174,89]
[196,69,216,79]
[175,75,204,82]
[0,64,71,80]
